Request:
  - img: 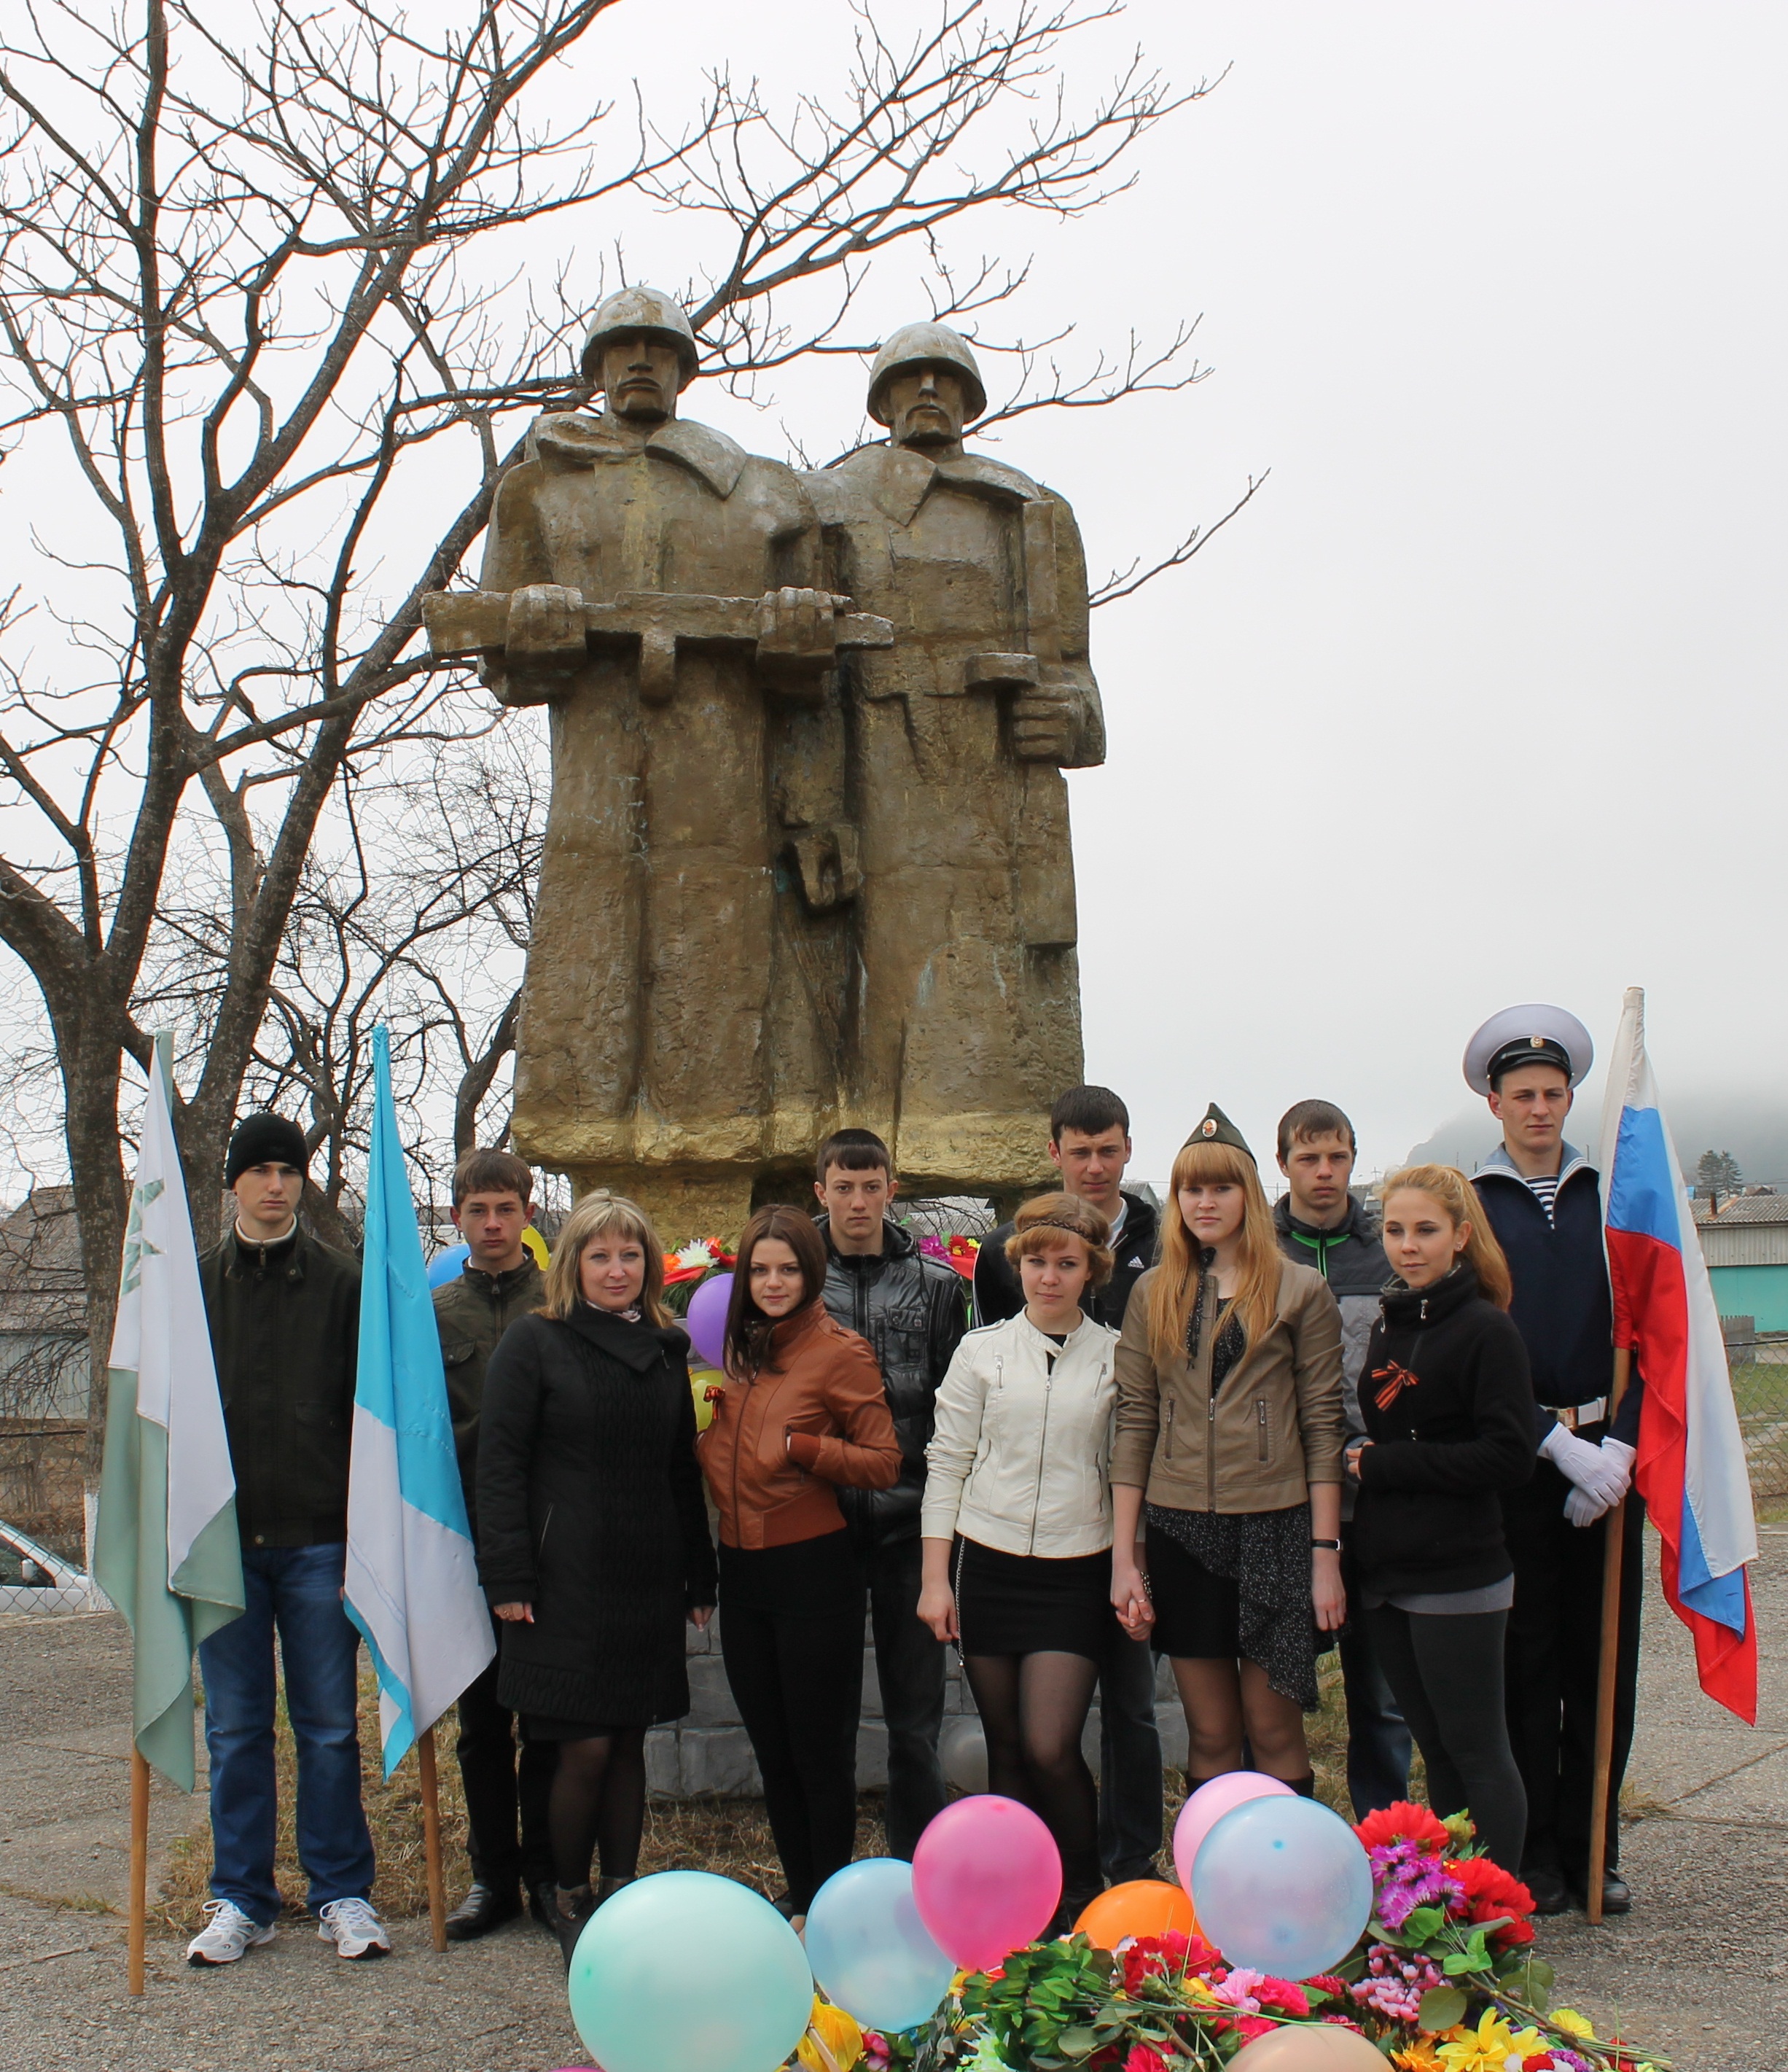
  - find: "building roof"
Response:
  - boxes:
[1693,1194,1788,1226]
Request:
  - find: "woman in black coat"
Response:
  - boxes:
[477,1192,716,1963]
[1348,1164,1534,1874]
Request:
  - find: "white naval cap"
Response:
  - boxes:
[1462,1002,1594,1095]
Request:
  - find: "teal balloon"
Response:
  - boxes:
[567,1870,813,2072]
[805,1858,955,2034]
[1191,1794,1373,1980]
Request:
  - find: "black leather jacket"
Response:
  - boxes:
[817,1215,970,1549]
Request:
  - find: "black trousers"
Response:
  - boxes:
[722,1592,865,1912]
[865,1537,947,1859]
[1098,1624,1166,1882]
[456,1617,557,1893]
[1363,1602,1526,1875]
[1502,1456,1644,1882]
[1338,1538,1413,1818]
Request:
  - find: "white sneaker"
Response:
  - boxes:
[186,1899,276,1966]
[316,1896,390,1960]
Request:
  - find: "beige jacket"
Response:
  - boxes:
[922,1312,1120,1557]
[1112,1259,1346,1513]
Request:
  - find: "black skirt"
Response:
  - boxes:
[955,1536,1113,1662]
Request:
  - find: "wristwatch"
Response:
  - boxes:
[1311,1537,1342,1552]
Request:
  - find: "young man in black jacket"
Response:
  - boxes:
[813,1130,968,1858]
[972,1086,1166,1883]
[1273,1100,1413,1818]
[1464,1005,1643,1917]
[431,1148,555,1940]
[187,1116,385,1967]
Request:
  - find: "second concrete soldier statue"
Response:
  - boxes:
[1464,1005,1644,1916]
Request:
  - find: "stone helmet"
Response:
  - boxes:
[866,321,988,427]
[579,285,700,386]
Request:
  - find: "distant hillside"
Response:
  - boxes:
[1402,1097,1788,1189]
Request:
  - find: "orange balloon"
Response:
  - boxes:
[1072,1880,1197,1950]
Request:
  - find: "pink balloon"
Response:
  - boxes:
[1172,1772,1295,1892]
[684,1272,735,1369]
[911,1795,1061,1971]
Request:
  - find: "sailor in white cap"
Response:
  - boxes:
[1464,1004,1642,1917]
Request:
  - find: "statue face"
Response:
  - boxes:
[883,365,968,452]
[598,334,684,423]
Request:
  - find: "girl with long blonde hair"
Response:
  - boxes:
[1346,1165,1533,1872]
[477,1193,716,1964]
[1109,1106,1347,1796]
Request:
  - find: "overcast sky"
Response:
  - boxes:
[7,1,1783,1196]
[582,1,1788,1184]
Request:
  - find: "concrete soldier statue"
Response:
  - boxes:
[438,287,880,1230]
[807,323,1106,1204]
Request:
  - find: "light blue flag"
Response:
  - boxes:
[344,1026,493,1775]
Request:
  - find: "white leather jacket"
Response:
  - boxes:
[921,1311,1120,1557]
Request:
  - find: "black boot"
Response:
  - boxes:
[1289,1775,1318,1798]
[528,1878,560,1933]
[553,1883,597,1971]
[444,1881,522,1941]
[595,1874,636,1909]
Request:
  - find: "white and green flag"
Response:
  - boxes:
[93,1040,244,1790]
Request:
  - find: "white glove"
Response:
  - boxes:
[1599,1437,1636,1502]
[1539,1423,1628,1508]
[1563,1483,1610,1528]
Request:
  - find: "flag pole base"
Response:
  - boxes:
[419,1727,447,1952]
[128,1748,149,1995]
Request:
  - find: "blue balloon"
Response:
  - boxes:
[1191,1794,1373,1981]
[805,1857,955,2035]
[427,1243,469,1288]
[568,1871,813,2072]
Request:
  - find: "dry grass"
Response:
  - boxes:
[158,1656,1410,1938]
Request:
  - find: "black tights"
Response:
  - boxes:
[546,1729,647,1890]
[1362,1604,1527,1874]
[964,1650,1101,1903]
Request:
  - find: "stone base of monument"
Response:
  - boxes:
[646,1608,1190,1799]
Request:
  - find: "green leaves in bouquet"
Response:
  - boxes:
[1417,1986,1469,2033]
[959,1939,1116,2066]
[1494,1950,1555,2014]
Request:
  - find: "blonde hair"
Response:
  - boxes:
[1004,1192,1114,1290]
[1378,1164,1512,1311]
[540,1191,669,1326]
[1147,1137,1284,1368]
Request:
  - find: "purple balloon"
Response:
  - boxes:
[685,1271,735,1369]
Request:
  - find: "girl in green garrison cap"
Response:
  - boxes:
[1109,1105,1348,1797]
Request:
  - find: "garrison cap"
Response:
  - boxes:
[579,285,700,385]
[1183,1102,1256,1164]
[866,321,988,427]
[1463,1003,1595,1095]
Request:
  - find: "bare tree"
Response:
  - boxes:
[0,0,1222,1460]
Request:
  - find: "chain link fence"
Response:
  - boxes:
[1730,1344,1788,1503]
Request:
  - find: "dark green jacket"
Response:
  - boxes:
[432,1255,546,1513]
[198,1225,361,1548]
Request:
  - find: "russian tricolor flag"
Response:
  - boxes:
[1599,987,1758,1723]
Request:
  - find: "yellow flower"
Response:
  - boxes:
[1394,2046,1446,2071]
[797,1998,863,2072]
[1552,2010,1596,2041]
[1506,2030,1548,2062]
[1181,1975,1221,2005]
[1437,2009,1521,2072]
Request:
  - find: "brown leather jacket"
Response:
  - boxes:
[1112,1258,1346,1513]
[699,1303,902,1549]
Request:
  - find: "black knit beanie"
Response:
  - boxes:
[225,1113,309,1185]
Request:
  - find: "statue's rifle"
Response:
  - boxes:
[421,588,892,704]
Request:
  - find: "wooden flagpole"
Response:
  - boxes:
[1585,1346,1632,1925]
[128,1748,150,1994]
[418,1726,448,1951]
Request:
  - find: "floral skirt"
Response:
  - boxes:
[1144,1502,1318,1710]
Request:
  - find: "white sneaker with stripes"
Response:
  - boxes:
[316,1896,390,1960]
[186,1899,276,1966]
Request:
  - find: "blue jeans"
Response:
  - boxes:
[198,1541,375,1924]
